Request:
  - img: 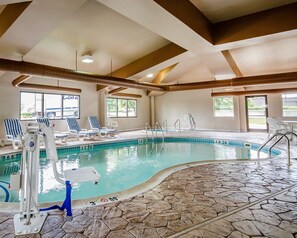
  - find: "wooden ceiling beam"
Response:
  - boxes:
[12,74,31,87]
[0,1,31,37]
[214,3,297,45]
[108,87,127,94]
[112,93,142,99]
[211,87,297,97]
[17,83,82,93]
[147,63,178,96]
[96,84,107,91]
[96,43,186,92]
[153,0,213,44]
[153,1,297,46]
[221,50,243,77]
[0,58,164,91]
[111,43,186,78]
[166,71,297,92]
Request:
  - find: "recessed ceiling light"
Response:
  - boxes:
[146,73,154,78]
[81,54,94,64]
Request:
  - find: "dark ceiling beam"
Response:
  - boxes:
[11,74,31,87]
[17,83,82,93]
[112,93,142,99]
[153,1,297,46]
[96,85,107,91]
[108,87,127,94]
[0,1,31,37]
[153,0,213,44]
[221,50,243,77]
[97,42,186,91]
[147,63,178,96]
[0,58,164,91]
[214,3,297,45]
[211,87,297,97]
[165,71,297,92]
[111,43,186,78]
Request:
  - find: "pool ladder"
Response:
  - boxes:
[145,123,154,142]
[174,119,181,133]
[145,122,165,142]
[257,132,297,165]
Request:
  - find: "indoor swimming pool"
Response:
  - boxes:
[0,138,280,203]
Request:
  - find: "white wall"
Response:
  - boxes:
[0,73,99,138]
[0,73,150,138]
[1,71,294,136]
[155,89,241,131]
[155,89,293,132]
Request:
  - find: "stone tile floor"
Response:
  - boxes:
[1,130,297,237]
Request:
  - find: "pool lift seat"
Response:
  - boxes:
[12,123,100,236]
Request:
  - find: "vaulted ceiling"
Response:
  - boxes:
[0,0,297,94]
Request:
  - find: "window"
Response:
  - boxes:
[20,92,80,120]
[282,93,297,117]
[213,97,234,117]
[107,97,137,118]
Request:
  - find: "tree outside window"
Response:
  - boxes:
[214,97,234,117]
[107,97,137,118]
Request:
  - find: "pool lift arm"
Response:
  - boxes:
[12,123,100,236]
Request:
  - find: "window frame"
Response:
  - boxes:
[20,91,80,121]
[107,97,137,118]
[281,93,297,118]
[213,96,235,118]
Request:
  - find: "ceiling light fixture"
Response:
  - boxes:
[214,73,235,80]
[146,73,154,78]
[81,53,94,64]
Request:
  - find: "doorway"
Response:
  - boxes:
[245,95,268,131]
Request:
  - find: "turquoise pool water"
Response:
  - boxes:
[0,138,279,203]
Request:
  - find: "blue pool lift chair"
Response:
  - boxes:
[88,116,118,137]
[66,117,98,140]
[3,118,23,150]
[36,118,68,143]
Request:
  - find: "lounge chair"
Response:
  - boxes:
[266,117,290,138]
[66,117,98,140]
[3,118,23,149]
[88,116,118,137]
[36,118,68,143]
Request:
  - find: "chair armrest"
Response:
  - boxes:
[6,135,14,140]
[91,128,100,133]
[80,129,87,132]
[69,130,78,135]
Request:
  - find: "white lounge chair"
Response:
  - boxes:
[88,116,118,137]
[3,118,23,149]
[66,117,98,140]
[266,117,290,138]
[36,118,68,143]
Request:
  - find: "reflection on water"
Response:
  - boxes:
[0,141,270,203]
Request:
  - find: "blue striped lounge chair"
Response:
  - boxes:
[88,116,118,137]
[66,117,98,140]
[3,118,23,149]
[36,118,68,143]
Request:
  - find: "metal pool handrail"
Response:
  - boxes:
[257,132,297,165]
[162,120,168,132]
[174,119,181,133]
[145,123,154,142]
[155,122,164,143]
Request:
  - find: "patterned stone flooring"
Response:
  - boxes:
[1,131,297,237]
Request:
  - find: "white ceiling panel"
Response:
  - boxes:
[190,0,297,23]
[230,35,297,76]
[25,0,169,75]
